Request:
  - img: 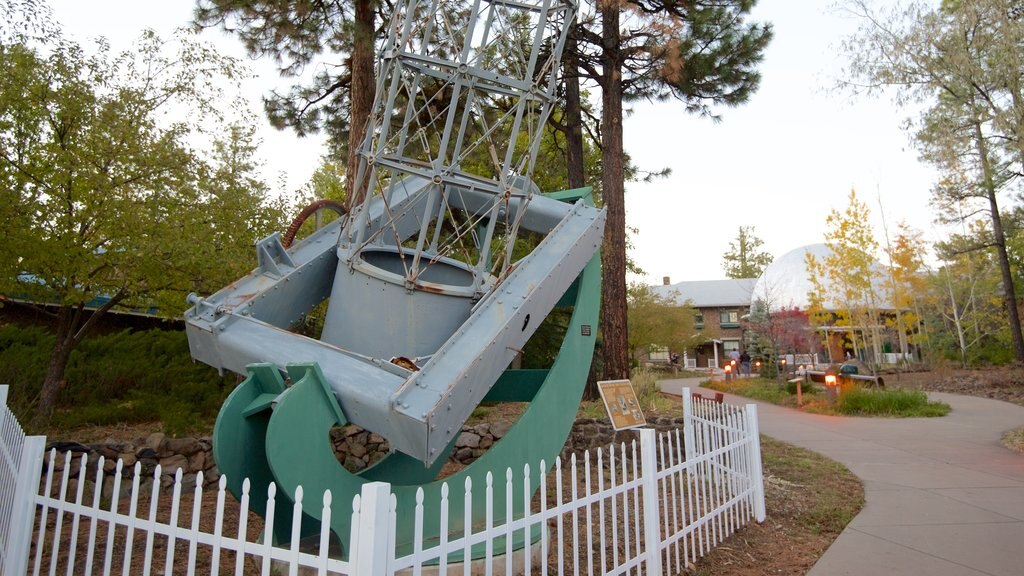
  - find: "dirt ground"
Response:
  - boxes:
[890,365,1024,406]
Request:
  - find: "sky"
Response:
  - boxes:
[46,0,945,284]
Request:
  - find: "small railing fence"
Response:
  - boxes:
[2,385,764,575]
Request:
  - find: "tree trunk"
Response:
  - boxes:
[346,0,375,210]
[972,114,1024,362]
[598,0,628,382]
[33,306,80,426]
[563,24,585,190]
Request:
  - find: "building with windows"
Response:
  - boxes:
[650,277,757,368]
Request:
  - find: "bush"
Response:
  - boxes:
[0,324,234,434]
[836,387,950,417]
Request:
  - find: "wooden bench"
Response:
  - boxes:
[692,392,724,403]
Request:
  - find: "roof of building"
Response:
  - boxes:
[651,278,757,308]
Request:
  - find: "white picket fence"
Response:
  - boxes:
[2,385,764,575]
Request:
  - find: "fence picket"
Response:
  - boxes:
[582,452,592,576]
[438,483,449,576]
[521,464,531,576]
[237,478,252,576]
[65,454,88,576]
[141,464,161,576]
[569,454,578,576]
[539,460,547,576]
[413,487,424,576]
[187,470,203,576]
[463,476,472,576]
[553,457,563,576]
[49,450,72,576]
[288,485,304,576]
[504,468,513,576]
[84,456,104,576]
[316,488,331,576]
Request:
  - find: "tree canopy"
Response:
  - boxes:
[722,225,773,279]
[0,9,284,422]
[841,0,1024,361]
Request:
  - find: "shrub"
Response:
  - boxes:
[0,324,234,434]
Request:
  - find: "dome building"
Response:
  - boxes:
[751,244,907,365]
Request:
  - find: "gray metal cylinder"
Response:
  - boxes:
[321,246,476,361]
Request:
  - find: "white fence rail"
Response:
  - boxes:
[4,386,764,575]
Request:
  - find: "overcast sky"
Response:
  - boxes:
[47,0,948,283]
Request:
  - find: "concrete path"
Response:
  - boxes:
[660,377,1024,576]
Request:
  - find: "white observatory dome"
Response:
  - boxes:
[752,244,893,312]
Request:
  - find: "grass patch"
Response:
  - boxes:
[834,387,951,417]
[1001,426,1024,454]
[759,435,865,534]
[704,376,951,418]
[703,377,805,406]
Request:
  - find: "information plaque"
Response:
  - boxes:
[597,379,647,431]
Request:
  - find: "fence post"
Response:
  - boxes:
[639,428,662,575]
[744,404,766,522]
[682,387,696,459]
[1,382,47,576]
[351,482,393,576]
[6,436,45,576]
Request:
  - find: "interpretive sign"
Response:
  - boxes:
[597,379,647,431]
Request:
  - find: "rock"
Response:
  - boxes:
[456,432,481,448]
[118,452,137,468]
[368,433,385,444]
[165,438,202,456]
[46,440,90,453]
[455,447,473,462]
[160,454,189,476]
[188,451,207,472]
[344,456,366,471]
[136,447,158,460]
[349,442,368,459]
[180,473,198,491]
[490,421,513,439]
[479,436,494,449]
[145,432,166,451]
[473,423,491,436]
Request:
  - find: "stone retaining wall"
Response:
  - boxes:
[45,414,687,494]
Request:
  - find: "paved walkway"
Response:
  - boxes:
[660,377,1024,575]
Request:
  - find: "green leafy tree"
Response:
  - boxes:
[722,225,773,279]
[881,221,929,362]
[927,221,1011,366]
[194,0,377,208]
[0,16,275,424]
[806,189,886,369]
[626,283,699,362]
[841,0,1024,361]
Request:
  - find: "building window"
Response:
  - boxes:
[694,312,704,328]
[719,310,739,328]
[723,340,740,354]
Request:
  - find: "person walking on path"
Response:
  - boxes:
[740,350,751,376]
